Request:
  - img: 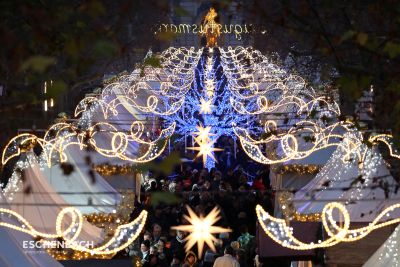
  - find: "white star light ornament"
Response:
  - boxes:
[199,98,214,114]
[172,206,231,257]
[193,125,213,141]
[188,136,223,166]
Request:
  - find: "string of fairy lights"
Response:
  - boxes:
[1,17,400,257]
[0,207,147,255]
[256,202,400,250]
[377,226,399,266]
[187,51,224,169]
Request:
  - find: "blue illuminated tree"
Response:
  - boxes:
[163,48,257,169]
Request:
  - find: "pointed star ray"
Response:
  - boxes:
[199,98,214,114]
[172,206,231,258]
[193,125,214,142]
[188,136,223,166]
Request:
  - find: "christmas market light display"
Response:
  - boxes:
[0,207,147,255]
[256,202,400,250]
[1,7,400,257]
[163,47,258,169]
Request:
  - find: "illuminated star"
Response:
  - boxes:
[206,89,214,98]
[204,79,214,88]
[172,206,231,258]
[204,80,215,98]
[188,136,223,166]
[193,125,213,142]
[199,98,213,114]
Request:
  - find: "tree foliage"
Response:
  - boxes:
[0,0,170,148]
[246,0,400,140]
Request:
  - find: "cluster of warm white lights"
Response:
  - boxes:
[256,202,400,250]
[0,207,147,255]
[4,46,397,169]
[172,206,231,257]
[189,126,222,166]
[99,47,202,116]
[218,47,400,169]
[219,46,357,165]
[2,121,176,168]
[2,47,203,168]
[2,42,400,254]
[187,52,224,167]
[294,132,395,206]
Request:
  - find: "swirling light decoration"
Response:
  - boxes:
[100,47,202,116]
[219,46,400,250]
[1,122,176,167]
[2,46,399,187]
[1,48,201,167]
[2,44,400,254]
[219,46,398,166]
[0,207,147,255]
[234,121,363,164]
[256,202,400,250]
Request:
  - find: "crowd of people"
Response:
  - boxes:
[123,160,274,267]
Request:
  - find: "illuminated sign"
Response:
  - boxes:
[156,23,253,40]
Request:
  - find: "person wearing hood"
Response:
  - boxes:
[182,251,199,267]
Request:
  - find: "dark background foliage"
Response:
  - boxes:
[1,0,399,149]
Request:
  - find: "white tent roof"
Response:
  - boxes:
[363,224,399,267]
[0,227,62,267]
[294,142,400,222]
[0,193,62,267]
[3,153,103,243]
[283,145,337,166]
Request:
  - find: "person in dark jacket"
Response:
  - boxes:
[170,230,186,261]
[140,240,151,265]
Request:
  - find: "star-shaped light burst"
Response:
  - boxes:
[199,98,214,114]
[193,125,213,141]
[204,79,215,98]
[189,136,223,165]
[188,126,222,167]
[172,206,231,258]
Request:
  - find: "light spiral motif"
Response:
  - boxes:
[256,202,400,250]
[2,44,400,253]
[0,207,147,255]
